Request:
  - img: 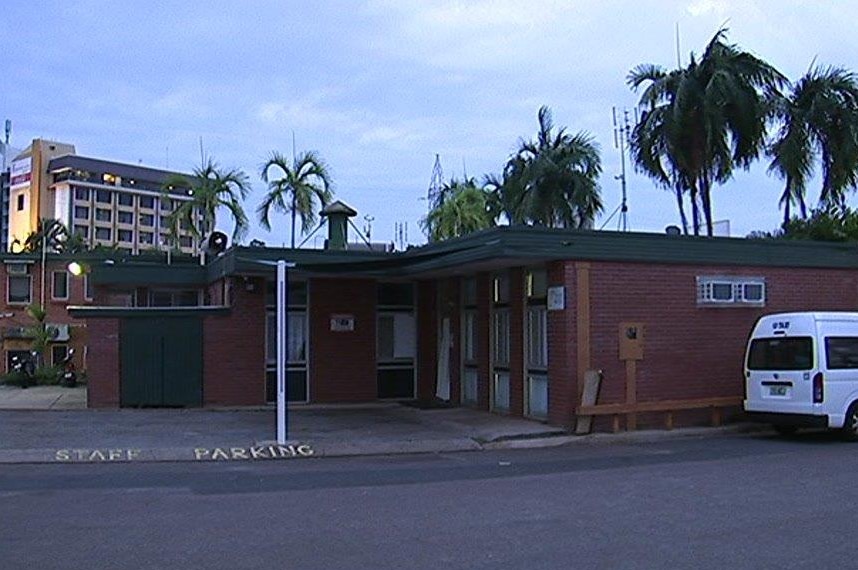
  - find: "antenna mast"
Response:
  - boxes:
[600,106,633,231]
[427,154,444,209]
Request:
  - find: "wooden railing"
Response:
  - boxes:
[575,396,743,433]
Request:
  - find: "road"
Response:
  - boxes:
[1,431,856,569]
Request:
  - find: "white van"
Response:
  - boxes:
[744,312,858,439]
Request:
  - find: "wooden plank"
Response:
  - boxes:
[574,369,602,435]
[625,359,637,431]
[576,396,742,416]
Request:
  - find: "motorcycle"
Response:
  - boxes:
[11,351,37,389]
[58,348,77,388]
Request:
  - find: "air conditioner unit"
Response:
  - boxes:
[48,323,70,342]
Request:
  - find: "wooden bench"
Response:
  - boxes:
[575,396,743,433]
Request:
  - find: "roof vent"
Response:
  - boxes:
[665,225,681,236]
[321,201,358,250]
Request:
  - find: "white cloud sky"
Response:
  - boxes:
[3,0,858,244]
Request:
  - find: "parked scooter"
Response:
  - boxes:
[58,349,77,388]
[11,351,37,389]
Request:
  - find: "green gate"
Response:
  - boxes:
[120,317,203,407]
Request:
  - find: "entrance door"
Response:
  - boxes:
[120,317,203,407]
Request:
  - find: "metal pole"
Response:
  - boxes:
[276,260,289,444]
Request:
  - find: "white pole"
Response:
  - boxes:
[276,259,287,444]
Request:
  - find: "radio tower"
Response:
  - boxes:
[600,107,633,231]
[427,154,444,209]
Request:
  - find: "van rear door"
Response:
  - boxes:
[745,335,816,414]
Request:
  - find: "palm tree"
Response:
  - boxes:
[258,150,333,248]
[21,218,69,253]
[421,178,496,241]
[163,159,251,247]
[769,66,858,223]
[502,106,602,228]
[629,29,786,235]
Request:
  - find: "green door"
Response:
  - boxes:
[120,317,203,407]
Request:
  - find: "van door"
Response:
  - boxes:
[817,327,858,426]
[745,335,816,415]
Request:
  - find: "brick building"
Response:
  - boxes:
[70,226,858,431]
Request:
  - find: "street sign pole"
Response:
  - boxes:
[276,260,290,444]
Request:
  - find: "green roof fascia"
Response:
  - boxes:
[67,306,229,319]
[89,262,207,287]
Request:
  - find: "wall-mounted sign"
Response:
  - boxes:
[9,157,31,190]
[330,314,355,332]
[547,286,565,311]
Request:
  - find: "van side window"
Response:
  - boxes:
[825,337,858,369]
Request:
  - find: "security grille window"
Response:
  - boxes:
[95,190,111,204]
[377,282,416,400]
[95,209,112,222]
[52,271,69,300]
[118,211,133,225]
[74,206,89,220]
[825,337,858,370]
[697,276,766,307]
[8,274,31,304]
[139,196,155,209]
[118,193,134,207]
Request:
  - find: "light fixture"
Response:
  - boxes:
[67,261,84,276]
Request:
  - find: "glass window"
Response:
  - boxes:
[118,230,133,243]
[463,310,477,362]
[826,337,858,370]
[527,269,548,299]
[265,312,307,363]
[493,273,510,304]
[138,232,154,245]
[140,214,154,227]
[139,195,155,209]
[265,280,307,307]
[95,209,112,222]
[74,187,89,201]
[711,283,733,301]
[74,225,89,239]
[377,312,416,361]
[462,277,477,306]
[7,275,31,304]
[160,215,172,229]
[747,337,813,371]
[84,275,93,300]
[118,211,133,225]
[175,291,199,306]
[16,194,23,211]
[95,190,111,204]
[74,206,89,220]
[179,236,193,248]
[52,271,69,300]
[527,306,548,368]
[51,345,69,367]
[160,198,172,211]
[118,193,134,207]
[95,228,111,241]
[492,309,510,366]
[743,283,764,302]
[378,283,414,307]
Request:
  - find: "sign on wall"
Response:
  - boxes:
[10,158,31,190]
[330,314,355,332]
[547,286,566,311]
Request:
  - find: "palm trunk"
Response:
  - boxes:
[700,172,714,237]
[290,194,297,249]
[674,186,689,235]
[689,182,701,236]
[781,177,792,226]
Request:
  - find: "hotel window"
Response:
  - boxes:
[95,209,112,222]
[140,214,154,227]
[118,211,133,225]
[74,187,89,201]
[95,190,112,204]
[138,231,154,245]
[74,206,89,220]
[139,196,155,209]
[179,235,193,248]
[160,215,172,229]
[118,230,133,243]
[16,194,23,211]
[102,173,117,185]
[74,225,89,239]
[52,271,69,300]
[95,228,111,241]
[7,273,31,305]
[160,198,172,211]
[118,193,134,207]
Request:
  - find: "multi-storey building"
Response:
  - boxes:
[0,170,9,253]
[8,139,200,255]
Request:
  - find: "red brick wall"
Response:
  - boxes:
[435,277,462,404]
[310,278,378,402]
[203,277,266,406]
[547,261,577,426]
[86,317,120,407]
[580,261,858,430]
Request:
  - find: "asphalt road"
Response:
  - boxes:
[1,431,856,570]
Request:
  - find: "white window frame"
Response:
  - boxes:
[696,276,766,307]
[7,274,32,305]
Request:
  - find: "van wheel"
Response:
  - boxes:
[774,425,797,437]
[842,403,858,441]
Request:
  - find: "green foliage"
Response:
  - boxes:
[17,218,88,254]
[421,178,496,241]
[163,158,251,246]
[25,303,52,365]
[258,150,333,248]
[748,206,858,242]
[0,370,28,387]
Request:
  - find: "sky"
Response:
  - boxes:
[3,0,858,247]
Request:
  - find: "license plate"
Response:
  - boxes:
[769,386,788,396]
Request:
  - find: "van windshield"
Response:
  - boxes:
[747,337,813,371]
